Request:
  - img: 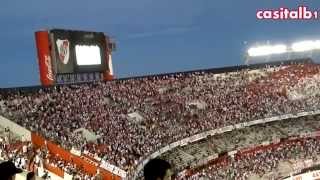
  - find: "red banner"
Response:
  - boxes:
[31,133,121,180]
[35,31,54,86]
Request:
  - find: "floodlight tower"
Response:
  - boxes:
[245,40,320,65]
[245,44,287,65]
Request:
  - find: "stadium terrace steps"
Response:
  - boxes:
[162,114,320,173]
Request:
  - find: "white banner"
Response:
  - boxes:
[100,160,127,178]
[70,148,81,156]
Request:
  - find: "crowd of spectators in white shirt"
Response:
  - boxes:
[1,61,320,176]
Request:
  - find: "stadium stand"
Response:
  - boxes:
[1,59,320,179]
[163,114,320,179]
[183,136,320,180]
[0,123,95,179]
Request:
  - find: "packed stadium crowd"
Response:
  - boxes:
[160,113,320,174]
[1,61,320,173]
[0,126,97,179]
[46,152,96,179]
[185,137,320,180]
[0,127,31,168]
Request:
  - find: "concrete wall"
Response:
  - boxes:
[0,115,31,141]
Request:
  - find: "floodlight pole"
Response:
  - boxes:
[244,53,250,65]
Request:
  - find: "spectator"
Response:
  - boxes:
[0,160,23,180]
[26,171,35,180]
[144,159,173,180]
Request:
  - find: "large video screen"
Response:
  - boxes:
[50,29,108,74]
[75,45,102,65]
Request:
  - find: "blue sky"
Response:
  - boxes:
[0,0,320,87]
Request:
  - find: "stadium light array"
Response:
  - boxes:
[247,40,320,57]
[247,44,287,57]
[291,40,320,52]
